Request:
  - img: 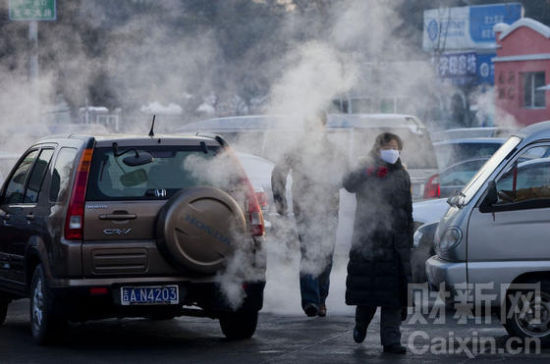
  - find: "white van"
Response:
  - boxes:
[426,120,550,342]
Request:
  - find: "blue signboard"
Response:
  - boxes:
[423,3,523,51]
[469,3,524,43]
[476,53,495,85]
[434,52,495,86]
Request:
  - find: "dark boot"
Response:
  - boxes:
[353,325,367,343]
[303,303,319,317]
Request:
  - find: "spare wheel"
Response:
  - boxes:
[156,187,247,274]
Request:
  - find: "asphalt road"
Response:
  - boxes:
[1,299,550,363]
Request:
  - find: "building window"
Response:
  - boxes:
[522,72,546,108]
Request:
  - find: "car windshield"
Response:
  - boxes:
[434,142,503,169]
[453,136,522,206]
[86,145,247,201]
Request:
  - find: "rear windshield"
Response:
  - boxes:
[86,145,244,201]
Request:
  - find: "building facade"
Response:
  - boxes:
[494,18,550,125]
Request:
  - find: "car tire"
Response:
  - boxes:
[0,296,8,326]
[503,280,550,344]
[219,310,258,340]
[30,265,67,345]
[156,187,247,275]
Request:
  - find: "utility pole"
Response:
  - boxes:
[29,20,39,120]
[9,0,57,122]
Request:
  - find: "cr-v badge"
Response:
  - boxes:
[104,228,132,235]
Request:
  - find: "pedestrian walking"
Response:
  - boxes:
[271,111,346,317]
[342,132,413,354]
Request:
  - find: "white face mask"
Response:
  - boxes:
[380,149,400,164]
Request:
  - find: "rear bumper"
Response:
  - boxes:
[51,280,266,321]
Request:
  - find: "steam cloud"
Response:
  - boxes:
[0,1,523,312]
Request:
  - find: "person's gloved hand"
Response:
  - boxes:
[366,166,388,178]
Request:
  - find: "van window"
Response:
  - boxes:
[458,136,521,205]
[496,145,550,204]
[86,146,242,201]
[25,149,54,203]
[3,150,39,204]
[50,148,77,202]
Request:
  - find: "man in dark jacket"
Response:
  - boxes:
[271,112,346,317]
[342,132,413,354]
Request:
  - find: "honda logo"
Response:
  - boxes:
[155,189,167,198]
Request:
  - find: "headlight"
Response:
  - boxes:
[438,227,462,252]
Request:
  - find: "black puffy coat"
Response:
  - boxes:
[343,153,414,308]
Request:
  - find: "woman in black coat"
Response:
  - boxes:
[342,132,413,354]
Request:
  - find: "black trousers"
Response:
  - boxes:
[355,305,401,346]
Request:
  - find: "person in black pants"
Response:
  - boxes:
[342,132,413,354]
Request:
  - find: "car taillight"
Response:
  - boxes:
[423,173,440,199]
[247,201,264,236]
[64,148,94,240]
[244,179,265,236]
[225,148,265,237]
[255,191,268,210]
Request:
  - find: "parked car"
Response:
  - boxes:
[430,126,516,142]
[426,120,550,342]
[423,157,490,199]
[433,137,505,170]
[0,133,266,344]
[234,151,294,231]
[235,152,272,209]
[410,198,450,282]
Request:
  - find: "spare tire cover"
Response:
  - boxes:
[156,187,247,274]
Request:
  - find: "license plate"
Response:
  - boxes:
[120,285,179,306]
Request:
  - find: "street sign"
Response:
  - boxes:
[9,0,56,21]
[423,3,523,51]
[432,52,495,86]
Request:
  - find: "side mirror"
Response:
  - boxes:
[480,180,498,212]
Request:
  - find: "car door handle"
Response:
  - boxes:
[25,213,35,221]
[99,214,137,221]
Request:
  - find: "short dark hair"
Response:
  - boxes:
[372,132,403,152]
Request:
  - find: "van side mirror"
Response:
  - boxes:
[480,180,498,212]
